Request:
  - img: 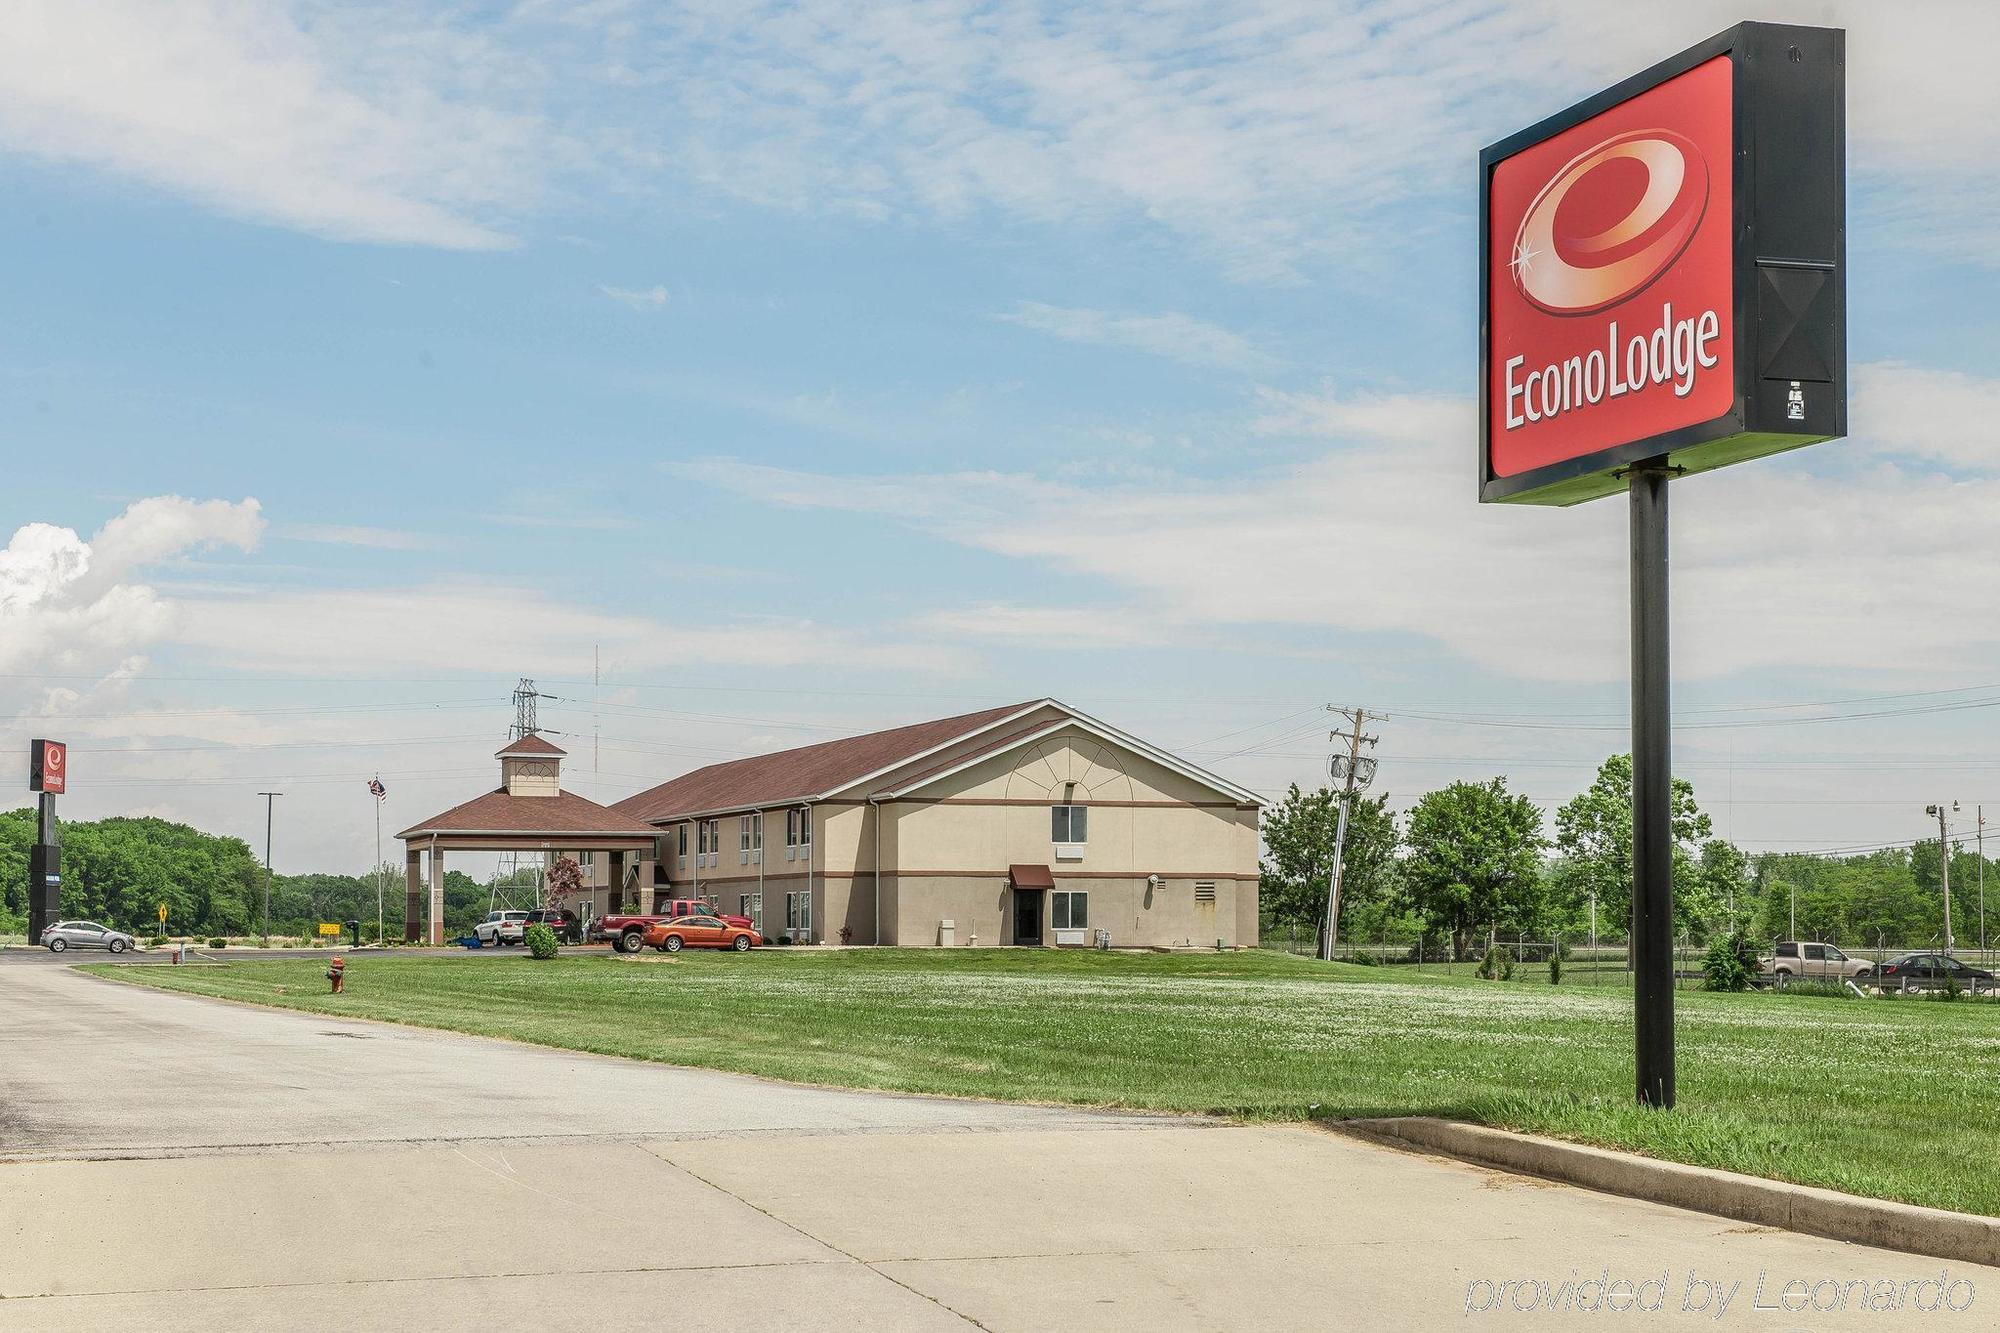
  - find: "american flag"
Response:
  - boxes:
[368,777,387,801]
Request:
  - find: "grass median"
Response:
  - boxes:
[87,947,2000,1216]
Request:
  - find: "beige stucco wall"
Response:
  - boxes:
[886,874,1255,949]
[636,718,1259,949]
[876,725,1258,948]
[887,728,1256,878]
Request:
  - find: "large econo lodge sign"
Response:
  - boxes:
[1480,23,1845,504]
[30,739,66,795]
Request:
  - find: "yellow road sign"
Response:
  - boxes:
[157,903,167,923]
[318,922,341,937]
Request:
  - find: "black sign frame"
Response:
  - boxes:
[1478,21,1846,506]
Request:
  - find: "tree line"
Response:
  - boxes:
[1259,755,1984,958]
[0,809,538,939]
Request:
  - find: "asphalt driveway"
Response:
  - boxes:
[1,954,1992,1331]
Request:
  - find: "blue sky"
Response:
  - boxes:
[8,0,2000,875]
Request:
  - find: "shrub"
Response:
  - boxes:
[1548,952,1562,986]
[208,937,228,949]
[1348,949,1382,967]
[838,925,854,945]
[525,923,559,959]
[148,935,169,947]
[1701,932,1757,992]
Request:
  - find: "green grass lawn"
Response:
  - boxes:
[88,948,2000,1216]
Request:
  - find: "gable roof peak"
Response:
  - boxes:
[496,732,566,759]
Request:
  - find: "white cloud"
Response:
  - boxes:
[0,1,539,248]
[678,361,2000,686]
[999,302,1278,374]
[918,603,1172,649]
[0,497,264,683]
[166,580,969,679]
[521,0,2000,278]
[1847,362,2000,473]
[598,283,671,310]
[12,2,1996,273]
[280,524,441,551]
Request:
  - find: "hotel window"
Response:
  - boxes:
[786,890,812,939]
[740,892,763,932]
[676,824,688,871]
[798,806,812,849]
[740,815,753,863]
[1052,890,1088,930]
[1050,804,1088,844]
[751,811,763,860]
[785,808,798,859]
[705,819,720,867]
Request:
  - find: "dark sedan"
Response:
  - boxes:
[1877,953,1995,991]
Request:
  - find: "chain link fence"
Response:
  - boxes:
[1266,924,2000,989]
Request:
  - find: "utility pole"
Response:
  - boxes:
[258,791,284,945]
[1927,801,1958,956]
[1979,806,1987,960]
[1321,706,1380,962]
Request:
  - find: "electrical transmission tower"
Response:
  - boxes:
[496,677,548,911]
[510,677,541,739]
[1321,705,1380,962]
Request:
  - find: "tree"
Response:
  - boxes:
[546,856,584,912]
[1257,785,1397,951]
[1400,778,1544,960]
[1553,755,1713,939]
[1691,838,1750,937]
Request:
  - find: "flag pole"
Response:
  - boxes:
[374,779,384,947]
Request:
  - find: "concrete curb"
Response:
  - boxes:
[1340,1116,2000,1268]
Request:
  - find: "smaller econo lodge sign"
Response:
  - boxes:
[1479,22,1845,505]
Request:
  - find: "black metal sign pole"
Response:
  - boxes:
[27,791,60,947]
[1629,463,1675,1108]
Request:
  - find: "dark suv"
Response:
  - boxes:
[524,908,583,943]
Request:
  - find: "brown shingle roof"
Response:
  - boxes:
[613,701,1040,824]
[495,733,567,758]
[397,788,658,840]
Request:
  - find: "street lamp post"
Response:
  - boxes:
[1926,801,1958,957]
[258,791,284,944]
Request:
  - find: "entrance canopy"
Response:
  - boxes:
[1008,864,1056,890]
[396,735,660,944]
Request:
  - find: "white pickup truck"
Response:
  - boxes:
[1758,940,1873,981]
[474,910,529,946]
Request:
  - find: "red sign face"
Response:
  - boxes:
[31,739,66,795]
[1487,55,1734,479]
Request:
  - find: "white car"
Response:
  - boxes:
[474,911,529,946]
[43,921,139,954]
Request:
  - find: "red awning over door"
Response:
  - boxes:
[1008,863,1055,889]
